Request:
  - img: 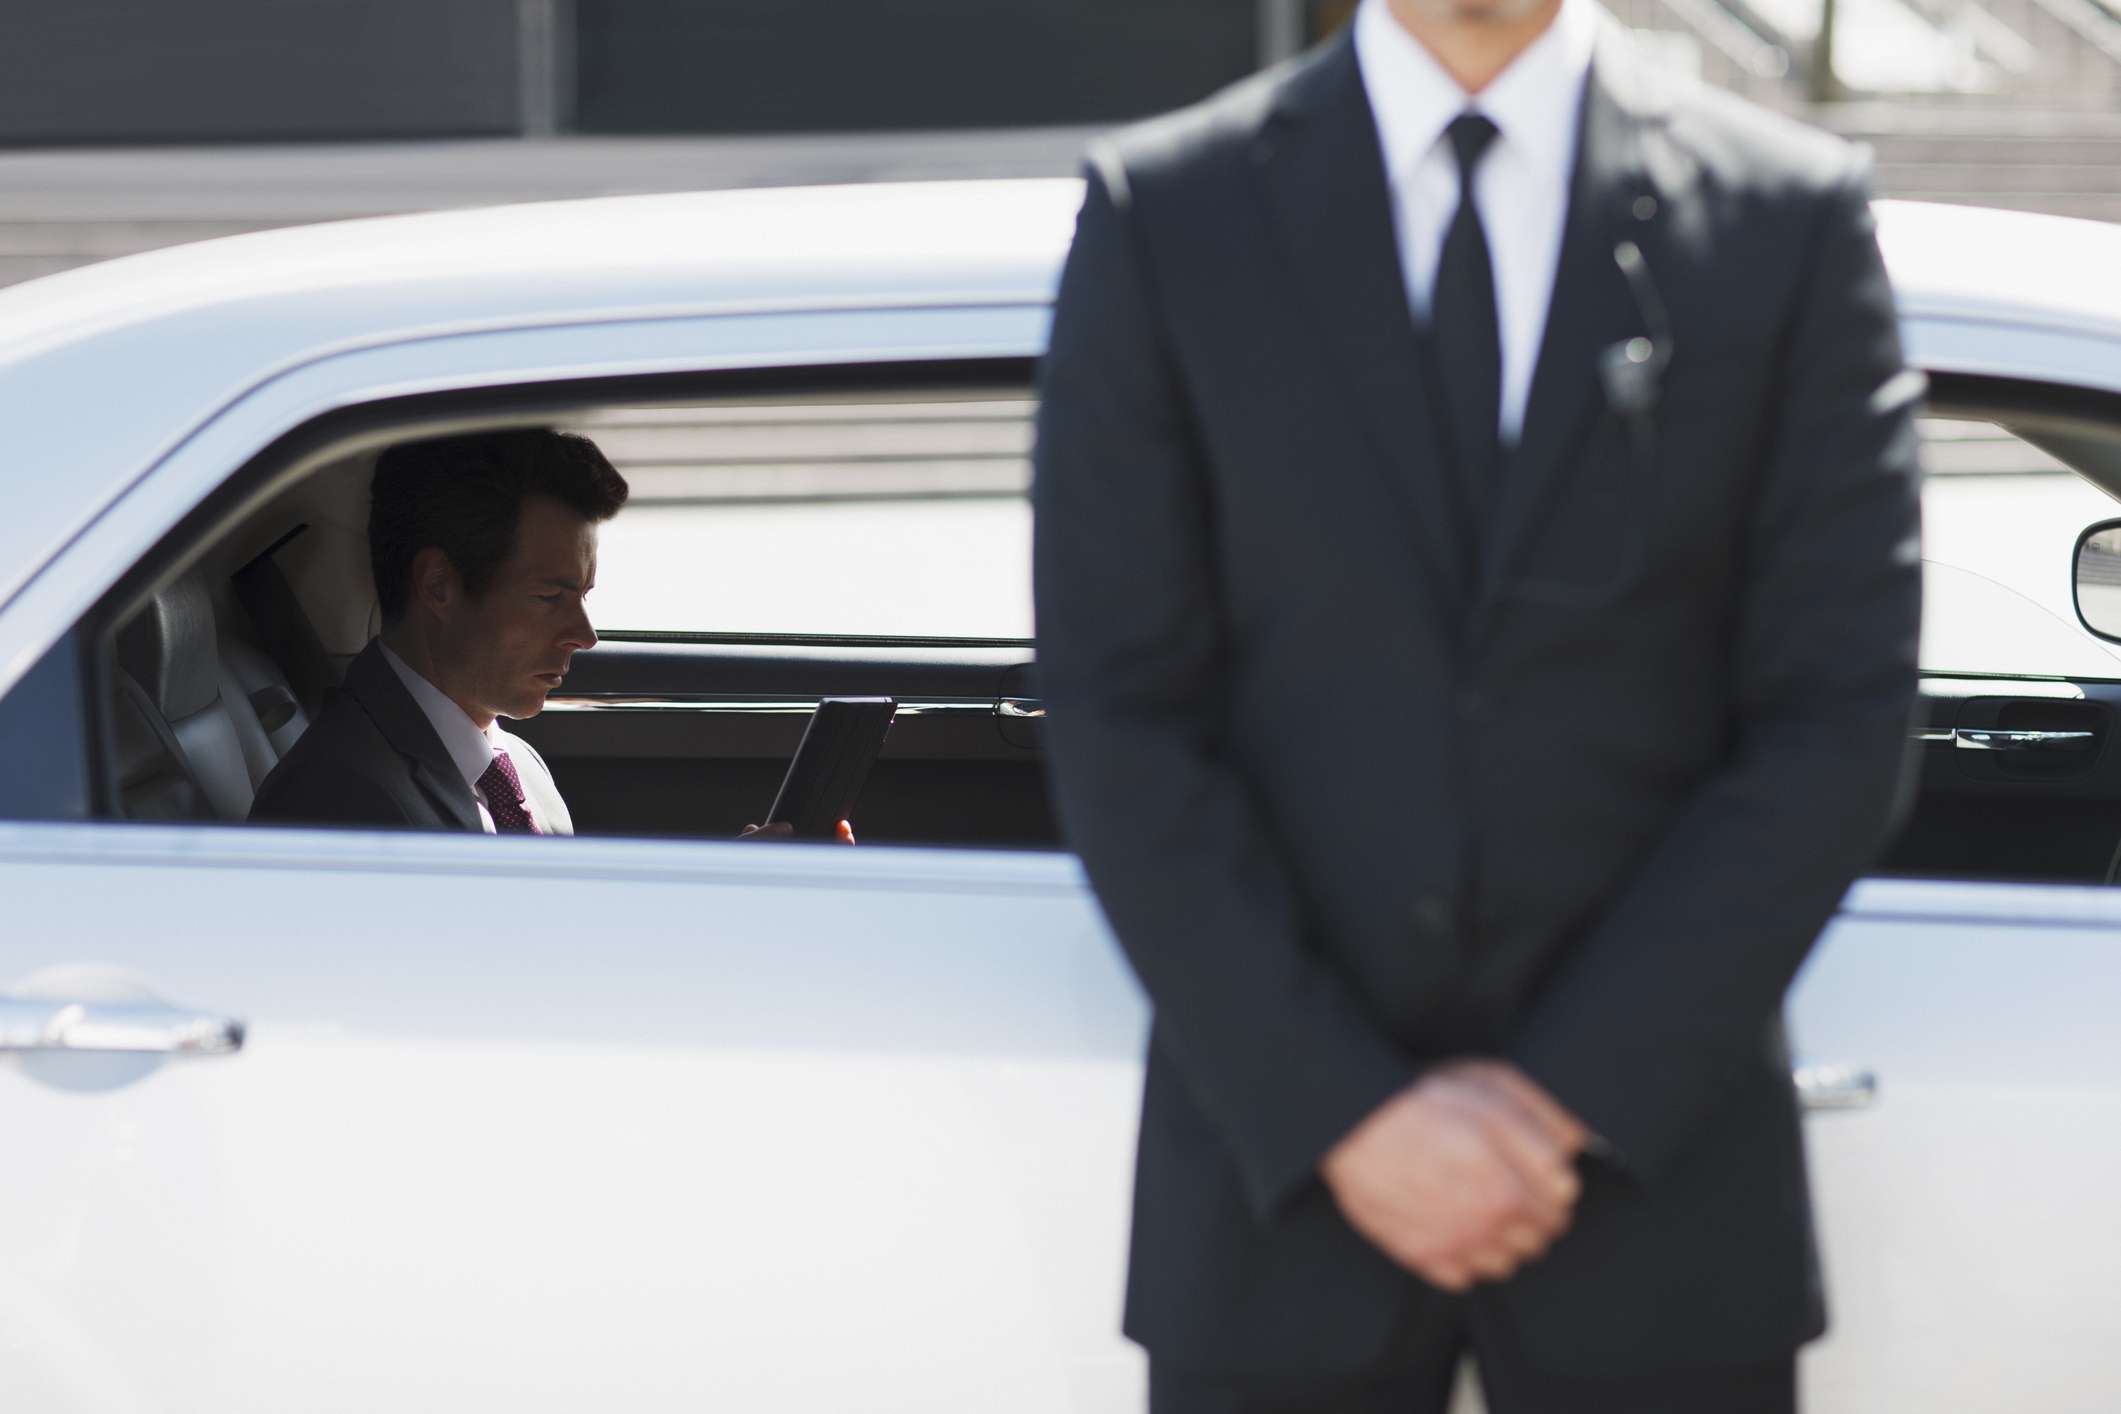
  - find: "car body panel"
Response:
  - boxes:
[1872,201,2121,356]
[0,824,1147,1411]
[1794,879,2121,1412]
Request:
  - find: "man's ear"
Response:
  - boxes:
[408,545,461,619]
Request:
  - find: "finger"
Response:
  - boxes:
[1418,1258,1474,1293]
[1455,1065,1583,1167]
[1497,1222,1549,1260]
[1466,1103,1576,1213]
[836,819,857,846]
[1464,1245,1518,1282]
[1466,1063,1590,1153]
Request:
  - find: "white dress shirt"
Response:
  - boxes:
[378,641,573,835]
[1353,0,1598,443]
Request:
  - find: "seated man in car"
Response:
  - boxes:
[250,429,619,834]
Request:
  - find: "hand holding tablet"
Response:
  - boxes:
[740,697,896,843]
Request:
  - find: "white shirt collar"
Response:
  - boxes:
[1354,0,1597,194]
[377,639,497,791]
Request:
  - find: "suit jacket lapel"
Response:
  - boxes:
[1252,35,1469,626]
[1474,26,1675,625]
[343,641,485,833]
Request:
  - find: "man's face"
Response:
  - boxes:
[437,493,600,723]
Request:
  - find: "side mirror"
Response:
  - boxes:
[2073,519,2121,642]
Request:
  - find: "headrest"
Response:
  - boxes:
[117,576,221,719]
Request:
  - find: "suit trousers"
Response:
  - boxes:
[1149,1300,1797,1414]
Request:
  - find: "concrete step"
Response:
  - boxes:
[0,254,99,286]
[1871,188,2121,219]
[1871,161,2121,193]
[0,130,1094,223]
[1861,135,2121,164]
[0,220,292,258]
[1821,101,2121,134]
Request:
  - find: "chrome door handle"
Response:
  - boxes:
[1953,728,2095,752]
[1794,1064,1876,1111]
[0,998,244,1056]
[997,698,1046,719]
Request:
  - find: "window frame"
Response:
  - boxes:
[65,356,1035,823]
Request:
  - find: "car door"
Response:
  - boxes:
[1791,878,2121,1413]
[0,307,1151,1410]
[1789,388,2121,1414]
[0,824,1145,1413]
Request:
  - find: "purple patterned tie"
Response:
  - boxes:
[477,749,540,835]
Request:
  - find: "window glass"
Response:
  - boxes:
[1918,415,2121,678]
[578,394,1033,639]
[0,631,91,821]
[584,401,2121,670]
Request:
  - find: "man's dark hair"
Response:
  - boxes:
[369,429,629,624]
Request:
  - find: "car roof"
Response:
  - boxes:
[7,180,2116,364]
[1,178,2117,621]
[1871,199,2121,347]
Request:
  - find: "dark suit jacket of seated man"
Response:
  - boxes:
[251,429,625,835]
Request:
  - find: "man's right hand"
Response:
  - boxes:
[1319,1059,1588,1292]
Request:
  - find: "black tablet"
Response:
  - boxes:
[764,697,897,839]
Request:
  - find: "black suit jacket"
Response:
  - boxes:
[251,640,495,832]
[1032,23,1922,1379]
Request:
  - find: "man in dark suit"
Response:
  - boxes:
[1031,0,1923,1405]
[252,430,624,834]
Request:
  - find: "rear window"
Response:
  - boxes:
[576,393,1033,639]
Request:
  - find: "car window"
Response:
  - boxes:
[1918,415,2121,677]
[578,395,1034,639]
[61,373,1050,845]
[584,402,2121,667]
[0,630,92,821]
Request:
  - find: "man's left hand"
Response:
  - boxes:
[737,820,857,844]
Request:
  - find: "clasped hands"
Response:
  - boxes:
[1320,1059,1589,1293]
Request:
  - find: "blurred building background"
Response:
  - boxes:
[3,0,2119,289]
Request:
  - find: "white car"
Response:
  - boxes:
[0,182,2118,1414]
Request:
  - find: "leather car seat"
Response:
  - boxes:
[111,671,206,821]
[220,618,309,781]
[115,576,260,822]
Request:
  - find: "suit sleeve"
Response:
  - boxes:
[1507,155,1924,1181]
[1033,154,1415,1220]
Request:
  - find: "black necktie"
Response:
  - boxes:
[1432,112,1503,573]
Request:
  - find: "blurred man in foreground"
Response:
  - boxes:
[1033,0,1922,1405]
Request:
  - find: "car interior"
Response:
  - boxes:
[93,363,1061,851]
[64,364,2121,883]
